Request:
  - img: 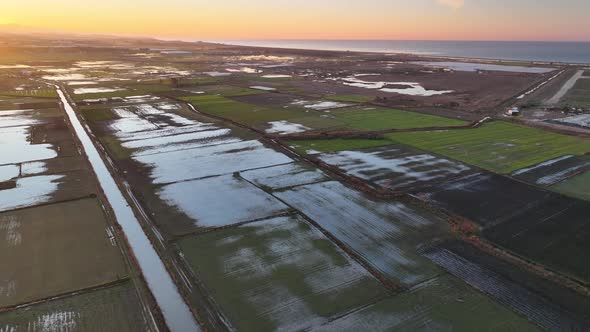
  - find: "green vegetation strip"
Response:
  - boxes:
[386,121,590,174]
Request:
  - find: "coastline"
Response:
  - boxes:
[201,40,590,66]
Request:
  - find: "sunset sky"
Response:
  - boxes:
[1,0,589,41]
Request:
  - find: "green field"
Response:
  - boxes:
[386,121,590,173]
[182,94,344,129]
[288,138,394,154]
[0,89,58,98]
[333,106,467,131]
[551,170,590,201]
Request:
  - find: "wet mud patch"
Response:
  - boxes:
[0,198,128,308]
[177,214,384,331]
[275,181,449,286]
[318,145,473,191]
[0,282,153,331]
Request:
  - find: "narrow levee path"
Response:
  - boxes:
[53,85,201,332]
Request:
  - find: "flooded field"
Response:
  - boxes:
[177,215,385,331]
[241,163,329,190]
[3,36,589,331]
[512,155,590,186]
[318,144,473,190]
[158,174,290,231]
[275,181,450,285]
[312,275,540,331]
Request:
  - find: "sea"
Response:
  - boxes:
[209,40,590,64]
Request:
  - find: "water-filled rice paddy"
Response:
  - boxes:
[318,144,472,190]
[275,181,450,285]
[177,214,385,331]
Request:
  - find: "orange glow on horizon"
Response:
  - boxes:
[2,1,589,42]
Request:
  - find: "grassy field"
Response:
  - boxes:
[386,121,590,173]
[288,138,395,154]
[0,89,58,98]
[182,94,344,129]
[333,107,467,131]
[551,171,590,201]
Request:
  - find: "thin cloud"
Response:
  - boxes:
[437,0,465,9]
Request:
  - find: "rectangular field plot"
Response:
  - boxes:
[416,172,556,228]
[485,196,590,282]
[423,241,590,331]
[0,198,127,307]
[275,181,450,285]
[551,170,590,201]
[154,175,290,234]
[177,215,384,331]
[134,140,292,184]
[331,106,467,131]
[318,145,472,191]
[512,155,590,186]
[387,121,590,174]
[312,275,539,332]
[0,283,153,331]
[0,170,96,212]
[241,163,329,190]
